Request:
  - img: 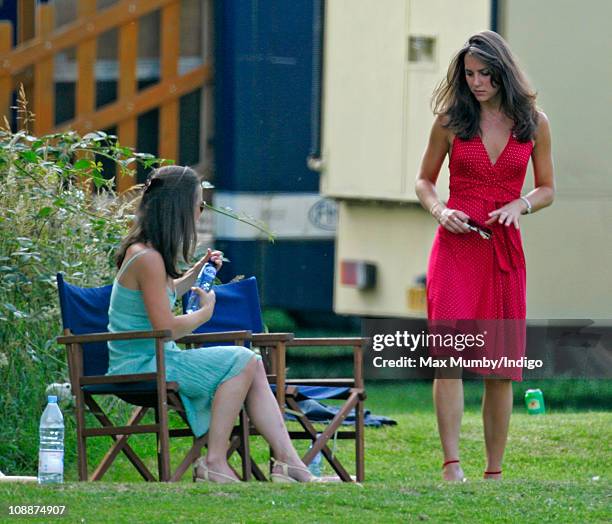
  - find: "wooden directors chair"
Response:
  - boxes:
[56,273,258,482]
[284,338,367,482]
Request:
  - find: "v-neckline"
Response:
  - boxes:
[477,132,512,168]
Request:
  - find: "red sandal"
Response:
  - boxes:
[442,459,465,482]
[483,470,502,479]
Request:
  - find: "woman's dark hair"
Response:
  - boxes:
[116,165,201,278]
[432,31,538,142]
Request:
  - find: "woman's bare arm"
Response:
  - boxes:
[173,249,223,297]
[136,251,216,340]
[525,111,555,211]
[486,111,555,227]
[416,116,470,233]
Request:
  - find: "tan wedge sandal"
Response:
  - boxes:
[270,457,321,483]
[193,457,240,483]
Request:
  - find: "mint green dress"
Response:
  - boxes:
[106,250,259,437]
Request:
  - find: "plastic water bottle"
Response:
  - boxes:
[186,261,217,313]
[38,396,64,484]
[307,437,323,477]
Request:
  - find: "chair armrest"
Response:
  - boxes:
[246,333,293,408]
[176,330,252,345]
[80,373,158,385]
[286,378,356,387]
[57,330,173,396]
[251,332,294,345]
[285,337,368,389]
[286,337,367,347]
[57,329,172,345]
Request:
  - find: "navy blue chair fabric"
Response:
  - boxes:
[57,272,112,377]
[57,274,265,397]
[270,384,350,401]
[58,274,264,379]
[184,277,264,335]
[57,273,161,404]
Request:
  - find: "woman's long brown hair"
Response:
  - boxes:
[432,31,538,142]
[116,165,200,278]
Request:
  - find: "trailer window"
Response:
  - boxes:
[408,36,436,63]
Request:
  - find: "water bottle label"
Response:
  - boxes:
[203,264,216,278]
[39,451,64,474]
[199,264,217,292]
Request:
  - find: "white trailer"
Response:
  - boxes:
[319,0,612,320]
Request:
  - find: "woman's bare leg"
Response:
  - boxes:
[204,357,258,482]
[482,378,512,479]
[244,360,311,481]
[433,376,465,481]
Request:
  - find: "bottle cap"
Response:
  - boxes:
[48,395,58,403]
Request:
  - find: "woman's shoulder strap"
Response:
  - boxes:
[116,248,154,280]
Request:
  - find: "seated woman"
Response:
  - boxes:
[106,165,314,483]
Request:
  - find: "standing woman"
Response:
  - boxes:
[107,165,316,483]
[415,31,555,481]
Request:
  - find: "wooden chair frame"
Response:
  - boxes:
[234,336,367,482]
[57,302,366,482]
[57,328,260,482]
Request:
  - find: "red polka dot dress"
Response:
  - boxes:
[426,133,533,380]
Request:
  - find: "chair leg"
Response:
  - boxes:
[225,430,265,481]
[90,406,152,481]
[225,436,243,479]
[249,460,268,481]
[356,397,365,482]
[155,408,171,482]
[75,392,88,481]
[286,394,356,482]
[83,397,155,481]
[170,434,208,482]
[238,409,252,481]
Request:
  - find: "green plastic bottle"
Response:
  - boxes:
[525,389,545,415]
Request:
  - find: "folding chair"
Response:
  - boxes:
[55,273,254,482]
[186,277,293,481]
[188,277,367,482]
[284,338,367,482]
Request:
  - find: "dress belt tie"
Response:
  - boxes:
[488,200,525,273]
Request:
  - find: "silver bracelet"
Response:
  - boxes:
[520,196,532,214]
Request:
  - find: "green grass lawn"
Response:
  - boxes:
[1,382,610,523]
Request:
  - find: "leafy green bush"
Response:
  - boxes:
[0,90,273,475]
[0,96,161,474]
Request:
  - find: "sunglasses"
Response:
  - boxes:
[466,219,493,240]
[199,202,206,213]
